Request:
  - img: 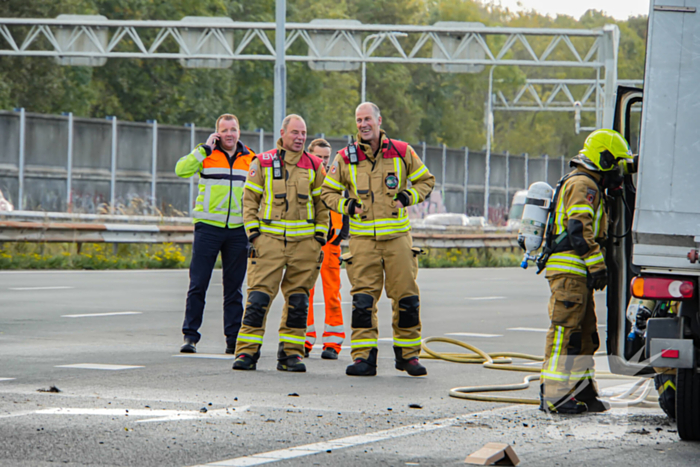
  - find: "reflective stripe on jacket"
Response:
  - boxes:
[545,167,607,278]
[243,139,329,241]
[175,142,255,228]
[320,131,435,240]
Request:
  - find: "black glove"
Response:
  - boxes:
[587,269,608,291]
[347,199,362,216]
[248,228,260,243]
[395,191,411,207]
[314,235,326,246]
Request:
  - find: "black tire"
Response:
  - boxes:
[654,374,676,419]
[676,367,700,441]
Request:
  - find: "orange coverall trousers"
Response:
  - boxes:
[305,242,345,353]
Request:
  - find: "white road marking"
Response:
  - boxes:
[508,327,549,332]
[9,286,74,291]
[193,405,528,467]
[465,296,506,301]
[173,354,236,360]
[61,311,142,318]
[0,378,15,382]
[1,406,249,423]
[55,364,144,371]
[377,338,394,342]
[445,332,503,338]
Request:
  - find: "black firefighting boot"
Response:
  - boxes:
[232,350,260,371]
[575,381,610,413]
[276,343,306,372]
[539,384,587,414]
[321,348,339,360]
[393,347,427,376]
[346,348,378,376]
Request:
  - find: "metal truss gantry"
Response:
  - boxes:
[0,18,614,66]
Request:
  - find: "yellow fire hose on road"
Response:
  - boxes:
[420,336,657,407]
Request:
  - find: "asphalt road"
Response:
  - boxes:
[1,267,698,466]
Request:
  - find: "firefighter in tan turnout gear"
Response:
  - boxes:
[233,115,329,373]
[538,129,634,414]
[321,102,435,377]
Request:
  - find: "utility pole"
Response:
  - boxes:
[274,0,286,137]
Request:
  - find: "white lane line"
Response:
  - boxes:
[193,405,528,467]
[55,364,144,371]
[377,338,394,342]
[465,296,506,301]
[173,354,236,360]
[446,332,503,338]
[508,327,548,333]
[9,286,74,291]
[0,378,16,382]
[61,311,142,318]
[1,406,249,423]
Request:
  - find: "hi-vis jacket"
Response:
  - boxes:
[321,131,435,240]
[545,166,608,278]
[175,142,256,229]
[243,139,329,241]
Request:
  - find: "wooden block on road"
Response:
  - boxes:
[464,442,520,465]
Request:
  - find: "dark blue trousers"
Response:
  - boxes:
[183,222,248,347]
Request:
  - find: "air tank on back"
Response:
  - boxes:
[517,181,553,269]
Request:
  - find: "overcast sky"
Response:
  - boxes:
[496,0,651,20]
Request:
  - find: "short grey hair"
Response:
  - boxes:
[356,102,381,119]
[282,114,306,131]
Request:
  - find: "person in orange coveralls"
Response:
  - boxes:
[304,138,348,360]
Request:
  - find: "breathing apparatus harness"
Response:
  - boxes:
[535,170,603,274]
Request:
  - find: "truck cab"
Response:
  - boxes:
[607,0,700,441]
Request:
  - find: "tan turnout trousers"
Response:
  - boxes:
[344,234,422,360]
[235,234,323,357]
[541,274,599,399]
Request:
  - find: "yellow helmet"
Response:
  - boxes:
[579,129,633,172]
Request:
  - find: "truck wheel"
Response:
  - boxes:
[654,374,676,419]
[676,367,700,441]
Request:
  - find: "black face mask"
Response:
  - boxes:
[601,166,624,191]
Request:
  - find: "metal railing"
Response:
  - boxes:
[0,211,518,249]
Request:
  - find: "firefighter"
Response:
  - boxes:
[539,128,634,414]
[175,114,255,354]
[232,115,329,373]
[321,102,435,377]
[304,138,349,360]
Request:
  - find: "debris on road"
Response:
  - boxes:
[409,403,423,409]
[464,442,519,466]
[288,393,299,397]
[37,386,61,393]
[199,407,208,413]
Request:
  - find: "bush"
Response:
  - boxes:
[418,248,520,268]
[0,243,189,270]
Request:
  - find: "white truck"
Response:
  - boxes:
[607,0,700,441]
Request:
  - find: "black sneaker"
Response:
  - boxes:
[346,348,377,376]
[321,348,339,360]
[225,346,236,355]
[277,355,306,372]
[232,352,259,371]
[180,338,196,353]
[304,347,310,358]
[393,347,427,376]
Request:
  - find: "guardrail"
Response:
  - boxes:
[0,211,519,249]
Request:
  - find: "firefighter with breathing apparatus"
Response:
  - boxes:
[518,129,636,414]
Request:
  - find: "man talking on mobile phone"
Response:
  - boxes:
[175,114,256,354]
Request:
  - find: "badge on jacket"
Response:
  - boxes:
[586,188,596,204]
[385,174,399,189]
[249,168,256,177]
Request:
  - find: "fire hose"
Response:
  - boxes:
[420,336,656,407]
